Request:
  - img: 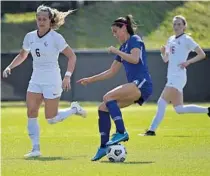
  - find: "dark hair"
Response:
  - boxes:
[111,14,137,35]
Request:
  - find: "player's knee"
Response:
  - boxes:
[47,117,57,124]
[27,108,39,117]
[174,105,184,114]
[45,111,57,120]
[98,102,108,112]
[103,93,114,103]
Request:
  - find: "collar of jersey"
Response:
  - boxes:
[37,28,51,38]
[175,33,185,39]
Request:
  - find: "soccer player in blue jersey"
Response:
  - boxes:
[77,14,153,161]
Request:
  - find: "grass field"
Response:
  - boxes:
[1,104,210,176]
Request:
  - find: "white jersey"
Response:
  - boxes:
[166,34,198,78]
[22,29,68,85]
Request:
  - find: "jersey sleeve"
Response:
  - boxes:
[22,33,31,52]
[56,34,69,52]
[129,36,143,51]
[115,55,122,62]
[114,46,122,62]
[186,36,198,51]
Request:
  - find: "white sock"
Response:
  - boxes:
[149,98,167,132]
[28,118,40,151]
[174,105,208,114]
[47,108,77,124]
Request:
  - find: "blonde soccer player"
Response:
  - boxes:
[142,15,209,136]
[2,5,86,157]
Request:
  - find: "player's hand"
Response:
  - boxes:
[3,67,11,78]
[62,76,71,91]
[77,77,92,86]
[160,45,166,55]
[108,46,118,54]
[179,61,191,69]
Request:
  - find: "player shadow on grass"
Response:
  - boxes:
[163,135,210,137]
[100,161,155,164]
[24,156,71,161]
[24,154,88,161]
[163,135,193,138]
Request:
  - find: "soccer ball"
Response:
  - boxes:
[106,144,127,162]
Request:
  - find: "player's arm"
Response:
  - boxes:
[108,46,140,64]
[187,46,206,65]
[2,49,29,78]
[77,60,121,85]
[62,46,76,78]
[160,45,169,63]
[179,37,206,69]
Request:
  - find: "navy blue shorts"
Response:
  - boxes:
[132,79,153,106]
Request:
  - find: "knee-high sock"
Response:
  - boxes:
[174,105,208,114]
[149,98,168,132]
[47,108,77,124]
[106,100,125,133]
[28,118,40,150]
[98,110,111,148]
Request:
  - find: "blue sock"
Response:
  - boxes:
[106,100,125,134]
[98,110,111,148]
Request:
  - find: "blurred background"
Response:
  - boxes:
[1,1,210,103]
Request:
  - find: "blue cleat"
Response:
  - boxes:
[106,131,129,146]
[91,147,107,161]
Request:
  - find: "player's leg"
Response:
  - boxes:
[91,103,110,161]
[172,92,209,116]
[98,100,136,147]
[142,86,173,136]
[25,86,43,157]
[143,76,187,136]
[103,83,141,145]
[170,78,210,115]
[43,84,86,124]
[165,77,209,115]
[91,99,136,161]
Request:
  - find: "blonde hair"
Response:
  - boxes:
[36,5,74,30]
[173,15,187,28]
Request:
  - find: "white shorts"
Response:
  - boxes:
[166,76,187,93]
[27,82,63,99]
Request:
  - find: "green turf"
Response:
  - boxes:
[2,1,210,52]
[1,104,210,176]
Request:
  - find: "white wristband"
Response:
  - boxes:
[160,53,164,58]
[65,71,72,77]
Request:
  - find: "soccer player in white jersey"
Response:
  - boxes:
[141,15,210,136]
[2,5,86,157]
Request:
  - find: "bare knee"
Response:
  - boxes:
[98,102,108,112]
[27,107,39,117]
[45,111,58,119]
[174,105,184,114]
[103,93,115,103]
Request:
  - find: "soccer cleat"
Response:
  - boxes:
[24,150,41,158]
[91,147,107,161]
[106,131,129,146]
[139,130,156,136]
[71,101,87,118]
[208,107,210,117]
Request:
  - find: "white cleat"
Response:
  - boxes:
[71,101,87,118]
[24,150,41,158]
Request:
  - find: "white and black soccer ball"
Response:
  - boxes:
[106,144,127,162]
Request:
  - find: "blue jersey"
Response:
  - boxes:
[115,35,152,84]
